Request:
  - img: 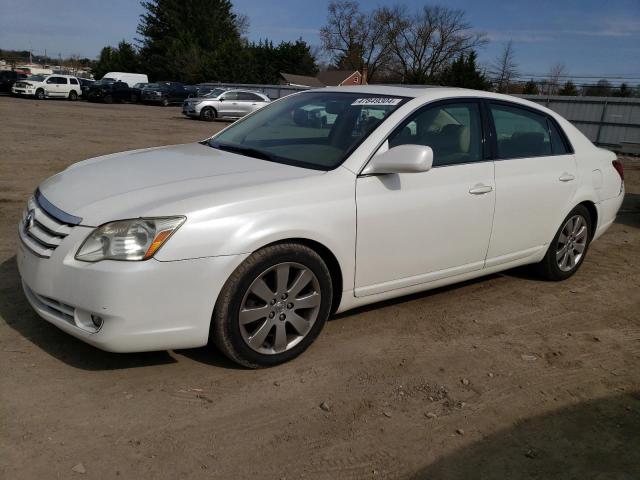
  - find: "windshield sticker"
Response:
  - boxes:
[351,97,402,106]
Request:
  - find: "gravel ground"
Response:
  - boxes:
[1,95,639,479]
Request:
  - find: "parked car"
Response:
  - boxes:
[17,86,624,368]
[142,82,190,106]
[100,72,148,87]
[86,79,131,103]
[129,82,149,102]
[0,70,27,93]
[11,74,82,100]
[78,78,95,98]
[182,89,270,121]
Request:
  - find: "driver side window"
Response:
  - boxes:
[388,102,483,167]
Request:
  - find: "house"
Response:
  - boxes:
[279,69,367,88]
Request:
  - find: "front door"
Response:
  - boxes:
[355,101,496,296]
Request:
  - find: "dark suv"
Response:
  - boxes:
[0,70,27,93]
[86,79,131,103]
[142,82,190,106]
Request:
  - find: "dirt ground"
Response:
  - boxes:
[1,95,639,480]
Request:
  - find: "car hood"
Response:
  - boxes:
[38,143,324,226]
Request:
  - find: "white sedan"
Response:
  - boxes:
[17,86,624,367]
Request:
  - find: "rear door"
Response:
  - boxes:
[486,102,577,267]
[58,77,71,96]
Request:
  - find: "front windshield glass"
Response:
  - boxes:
[202,88,226,98]
[208,91,409,170]
[27,75,45,82]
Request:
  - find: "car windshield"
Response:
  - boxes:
[27,75,45,81]
[133,83,147,88]
[208,91,409,170]
[202,88,226,98]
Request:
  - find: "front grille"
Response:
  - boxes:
[23,284,76,325]
[18,191,79,258]
[14,82,28,88]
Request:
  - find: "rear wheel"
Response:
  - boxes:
[35,89,45,100]
[212,243,333,368]
[104,94,113,104]
[200,107,216,121]
[131,93,138,102]
[535,205,591,280]
[68,90,78,101]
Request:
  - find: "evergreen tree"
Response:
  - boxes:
[558,80,578,96]
[136,0,243,82]
[437,51,490,90]
[522,79,539,95]
[92,41,141,79]
[612,82,632,97]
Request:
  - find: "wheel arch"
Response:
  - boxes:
[257,237,344,314]
[577,200,598,239]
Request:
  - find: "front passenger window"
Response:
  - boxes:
[388,102,483,167]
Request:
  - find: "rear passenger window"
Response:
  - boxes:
[548,119,570,155]
[490,104,552,158]
[70,78,78,85]
[388,102,483,167]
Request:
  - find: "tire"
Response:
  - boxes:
[68,90,78,101]
[212,243,333,368]
[200,107,216,121]
[104,94,113,104]
[35,89,45,100]
[161,98,169,107]
[131,94,138,103]
[534,205,592,281]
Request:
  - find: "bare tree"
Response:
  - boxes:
[491,40,518,93]
[380,5,487,84]
[320,1,393,82]
[546,63,566,95]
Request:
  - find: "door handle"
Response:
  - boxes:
[469,184,493,195]
[559,172,575,182]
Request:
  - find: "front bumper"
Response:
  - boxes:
[12,87,35,96]
[143,95,166,103]
[17,226,248,353]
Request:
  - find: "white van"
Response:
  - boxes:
[101,72,148,87]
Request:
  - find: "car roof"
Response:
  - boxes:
[315,85,557,116]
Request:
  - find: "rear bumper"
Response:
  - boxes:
[17,230,248,353]
[593,187,625,241]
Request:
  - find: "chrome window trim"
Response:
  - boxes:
[35,189,82,226]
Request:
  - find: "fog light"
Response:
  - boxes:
[91,315,103,329]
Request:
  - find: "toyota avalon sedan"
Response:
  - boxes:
[17,86,624,367]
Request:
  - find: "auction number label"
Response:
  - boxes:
[351,98,402,106]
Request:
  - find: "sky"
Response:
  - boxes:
[1,0,639,83]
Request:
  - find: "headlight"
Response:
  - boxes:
[75,217,185,262]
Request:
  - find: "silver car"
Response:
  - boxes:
[182,88,271,121]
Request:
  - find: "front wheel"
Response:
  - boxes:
[161,98,169,107]
[35,89,45,100]
[200,107,216,121]
[535,205,592,281]
[212,243,333,368]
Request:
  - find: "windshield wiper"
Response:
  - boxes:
[210,142,275,162]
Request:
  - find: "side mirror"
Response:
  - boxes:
[362,144,434,175]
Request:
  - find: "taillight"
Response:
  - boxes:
[612,159,624,182]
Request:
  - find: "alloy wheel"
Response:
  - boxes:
[556,214,588,272]
[239,262,322,355]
